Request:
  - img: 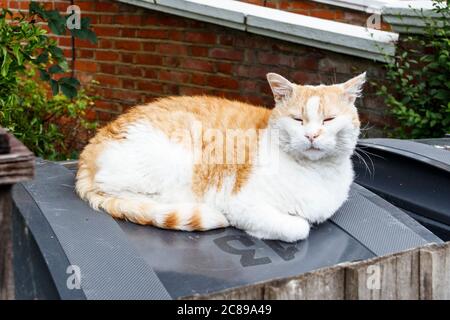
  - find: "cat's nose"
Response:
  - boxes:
[305,132,320,142]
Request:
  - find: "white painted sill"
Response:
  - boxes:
[117,0,398,62]
[313,0,444,34]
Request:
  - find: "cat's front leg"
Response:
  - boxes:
[228,203,310,243]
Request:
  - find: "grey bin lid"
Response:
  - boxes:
[12,159,442,299]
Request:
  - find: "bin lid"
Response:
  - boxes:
[12,159,442,299]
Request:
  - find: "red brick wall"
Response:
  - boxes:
[239,0,392,31]
[4,0,389,140]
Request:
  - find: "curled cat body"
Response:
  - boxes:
[76,72,365,242]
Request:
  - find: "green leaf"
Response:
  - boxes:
[59,77,80,87]
[49,46,64,59]
[50,79,59,95]
[36,52,49,64]
[39,69,50,81]
[49,64,64,74]
[59,82,77,99]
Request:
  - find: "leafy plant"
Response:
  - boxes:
[376,0,450,138]
[0,2,97,159]
[1,70,97,160]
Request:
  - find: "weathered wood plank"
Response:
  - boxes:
[0,131,34,185]
[264,263,347,299]
[0,128,10,155]
[186,263,348,300]
[186,243,450,300]
[420,243,450,299]
[0,128,34,299]
[345,247,420,299]
[0,185,14,300]
[187,283,265,300]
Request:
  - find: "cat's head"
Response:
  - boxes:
[266,72,365,161]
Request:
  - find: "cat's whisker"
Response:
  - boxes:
[356,146,385,160]
[354,150,372,176]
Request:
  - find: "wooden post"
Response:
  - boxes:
[0,128,34,300]
[420,243,450,299]
[185,242,450,300]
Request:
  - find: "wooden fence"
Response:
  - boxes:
[187,242,450,300]
[0,128,34,300]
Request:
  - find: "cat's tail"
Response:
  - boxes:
[76,177,229,231]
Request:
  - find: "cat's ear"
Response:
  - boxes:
[267,73,294,101]
[342,72,366,104]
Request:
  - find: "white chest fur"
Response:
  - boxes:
[235,144,354,224]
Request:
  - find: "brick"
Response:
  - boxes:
[94,26,120,37]
[117,65,143,77]
[165,84,180,95]
[311,10,337,20]
[144,69,158,79]
[115,15,143,26]
[191,46,209,57]
[78,50,94,59]
[99,64,116,74]
[241,80,259,92]
[163,56,181,67]
[115,40,141,51]
[121,28,137,37]
[122,79,135,89]
[58,1,85,11]
[246,95,268,106]
[75,39,98,49]
[111,89,142,102]
[121,54,134,63]
[290,71,320,85]
[156,43,188,56]
[206,75,239,90]
[290,2,317,10]
[143,43,156,52]
[236,65,269,78]
[179,86,206,96]
[137,29,168,39]
[209,48,243,61]
[168,30,184,41]
[219,35,234,46]
[58,37,72,47]
[95,2,119,12]
[76,60,97,73]
[142,15,158,25]
[217,62,234,75]
[99,39,114,49]
[295,56,319,71]
[191,74,206,86]
[99,15,114,24]
[185,32,216,44]
[96,51,120,61]
[135,54,162,65]
[156,15,187,27]
[180,59,214,73]
[257,52,295,67]
[159,70,190,83]
[83,14,99,25]
[95,75,120,87]
[137,81,164,93]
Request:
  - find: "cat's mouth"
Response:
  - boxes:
[306,146,322,152]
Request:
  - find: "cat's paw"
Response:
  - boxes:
[247,217,310,243]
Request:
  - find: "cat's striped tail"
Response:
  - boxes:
[75,168,229,231]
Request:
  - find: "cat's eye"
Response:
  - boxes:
[292,117,303,123]
[323,117,336,124]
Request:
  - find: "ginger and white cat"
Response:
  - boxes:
[76,72,365,242]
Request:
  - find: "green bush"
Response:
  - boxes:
[377,0,450,138]
[0,2,97,159]
[1,70,97,160]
